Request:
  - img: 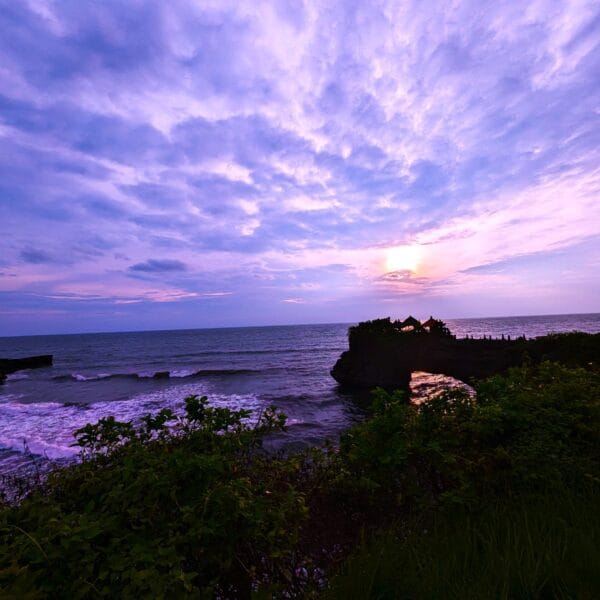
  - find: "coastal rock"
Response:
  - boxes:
[153,371,170,379]
[331,318,600,391]
[0,355,53,384]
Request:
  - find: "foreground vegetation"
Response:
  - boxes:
[1,362,599,598]
[327,490,600,599]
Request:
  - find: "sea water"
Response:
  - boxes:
[0,314,598,477]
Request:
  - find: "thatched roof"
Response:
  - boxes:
[422,316,438,328]
[400,315,421,328]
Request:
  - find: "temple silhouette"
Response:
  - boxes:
[331,317,599,391]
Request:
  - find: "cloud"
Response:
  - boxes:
[129,259,188,273]
[380,270,427,284]
[0,0,599,332]
[20,248,54,264]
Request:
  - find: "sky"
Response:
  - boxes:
[0,0,599,336]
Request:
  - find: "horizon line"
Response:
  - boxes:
[1,311,598,340]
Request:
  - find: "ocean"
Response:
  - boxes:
[0,313,599,478]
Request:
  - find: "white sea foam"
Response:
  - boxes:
[5,372,30,381]
[410,371,474,404]
[0,393,26,403]
[0,382,264,465]
[68,373,114,381]
[169,369,196,378]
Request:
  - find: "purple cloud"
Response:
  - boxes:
[129,259,188,273]
[20,248,54,265]
[0,0,598,334]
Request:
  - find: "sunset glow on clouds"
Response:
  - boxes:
[0,0,599,334]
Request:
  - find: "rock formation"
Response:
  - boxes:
[331,317,599,391]
[0,355,53,383]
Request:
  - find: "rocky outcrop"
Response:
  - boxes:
[0,355,53,383]
[331,318,599,391]
[152,371,170,379]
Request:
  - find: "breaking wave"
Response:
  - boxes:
[52,368,262,383]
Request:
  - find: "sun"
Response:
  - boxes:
[385,245,421,273]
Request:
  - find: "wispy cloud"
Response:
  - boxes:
[129,259,188,273]
[0,0,598,333]
[20,248,54,265]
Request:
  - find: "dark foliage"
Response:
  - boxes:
[1,363,599,598]
[0,397,306,598]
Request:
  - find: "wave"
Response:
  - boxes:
[52,373,127,382]
[265,393,314,404]
[52,368,261,383]
[5,372,30,381]
[0,386,263,465]
[172,347,343,358]
[0,393,26,403]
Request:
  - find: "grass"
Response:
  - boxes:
[326,488,600,600]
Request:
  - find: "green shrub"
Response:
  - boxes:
[0,397,306,598]
[327,362,600,599]
[1,363,598,598]
[339,362,600,507]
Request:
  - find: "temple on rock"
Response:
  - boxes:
[332,317,599,392]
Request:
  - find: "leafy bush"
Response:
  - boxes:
[0,396,306,598]
[1,363,598,598]
[339,362,600,507]
[327,362,600,599]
